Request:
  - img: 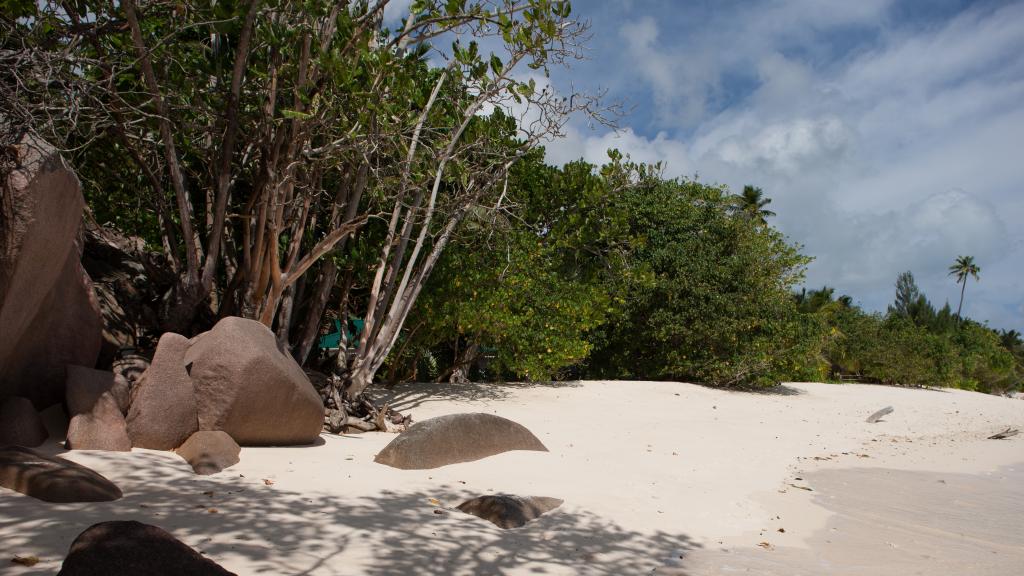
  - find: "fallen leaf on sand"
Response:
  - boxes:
[208,508,219,514]
[758,542,774,551]
[263,479,275,486]
[987,427,1019,440]
[11,556,39,567]
[787,483,813,491]
[428,498,441,506]
[777,528,786,533]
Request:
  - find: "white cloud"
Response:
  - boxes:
[545,125,694,174]
[382,0,414,27]
[544,1,1024,329]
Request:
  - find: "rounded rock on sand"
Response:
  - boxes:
[374,412,547,470]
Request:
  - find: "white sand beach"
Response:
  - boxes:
[3,380,1022,575]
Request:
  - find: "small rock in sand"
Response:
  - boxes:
[456,494,563,529]
[866,406,894,423]
[175,431,240,475]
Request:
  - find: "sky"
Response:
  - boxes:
[389,0,1024,330]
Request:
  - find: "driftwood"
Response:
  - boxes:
[866,406,894,423]
[311,371,410,434]
[987,427,1019,440]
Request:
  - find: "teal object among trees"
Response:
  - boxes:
[318,318,364,351]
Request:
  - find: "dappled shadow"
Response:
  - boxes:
[376,380,583,413]
[0,445,700,575]
[734,383,805,396]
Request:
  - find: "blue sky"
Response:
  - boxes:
[535,0,1023,330]
[390,0,1024,330]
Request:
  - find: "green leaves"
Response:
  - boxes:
[585,174,813,387]
[280,109,313,120]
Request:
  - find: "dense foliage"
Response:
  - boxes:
[4,1,1019,395]
[811,272,1019,393]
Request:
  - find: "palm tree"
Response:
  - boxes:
[733,185,776,224]
[948,255,980,322]
[1000,329,1022,351]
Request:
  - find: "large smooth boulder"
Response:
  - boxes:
[184,317,323,445]
[0,445,121,502]
[65,366,130,451]
[128,317,322,448]
[58,521,235,576]
[0,396,48,447]
[66,365,129,416]
[126,333,198,450]
[457,495,563,529]
[0,134,102,409]
[66,396,131,452]
[374,413,548,470]
[176,431,240,475]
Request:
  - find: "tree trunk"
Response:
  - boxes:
[293,260,336,365]
[346,363,374,401]
[275,283,296,351]
[449,341,479,384]
[956,278,966,321]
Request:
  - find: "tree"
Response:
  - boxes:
[795,286,835,313]
[394,155,632,384]
[732,185,776,224]
[948,255,980,322]
[1000,329,1022,351]
[585,161,818,387]
[5,1,609,406]
[888,270,935,326]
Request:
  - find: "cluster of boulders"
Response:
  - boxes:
[1,135,564,573]
[1,136,323,481]
[127,316,324,450]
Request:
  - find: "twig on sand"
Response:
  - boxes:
[866,406,894,423]
[987,427,1019,440]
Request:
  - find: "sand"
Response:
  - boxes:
[1,380,1022,575]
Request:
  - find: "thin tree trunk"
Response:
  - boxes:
[275,283,296,350]
[957,278,967,322]
[293,260,337,365]
[449,342,479,384]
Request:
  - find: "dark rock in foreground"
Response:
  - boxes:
[57,520,235,576]
[0,446,121,502]
[457,494,563,529]
[176,431,240,475]
[0,396,48,447]
[374,413,547,470]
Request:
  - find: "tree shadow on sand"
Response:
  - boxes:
[0,447,700,575]
[377,380,583,413]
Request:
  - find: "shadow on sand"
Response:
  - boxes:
[376,380,584,413]
[0,446,701,575]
